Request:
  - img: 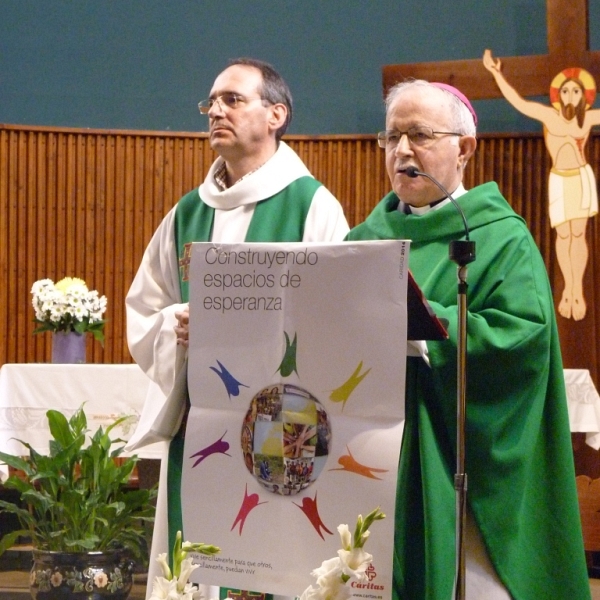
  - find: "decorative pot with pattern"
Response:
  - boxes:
[30,549,134,600]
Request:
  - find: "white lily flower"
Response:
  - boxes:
[179,581,200,600]
[316,577,352,600]
[337,547,373,581]
[156,553,172,580]
[337,524,351,550]
[315,569,345,590]
[148,576,179,600]
[299,508,383,600]
[149,531,220,600]
[176,557,199,592]
[299,584,327,600]
[311,557,342,583]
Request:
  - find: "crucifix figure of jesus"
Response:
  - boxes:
[484,49,600,320]
[382,0,600,321]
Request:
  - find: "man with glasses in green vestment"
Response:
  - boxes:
[126,58,348,600]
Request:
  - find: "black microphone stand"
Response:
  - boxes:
[404,168,476,600]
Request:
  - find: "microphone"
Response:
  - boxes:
[403,166,476,266]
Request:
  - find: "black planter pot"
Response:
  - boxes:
[29,549,134,600]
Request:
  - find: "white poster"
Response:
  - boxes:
[183,241,409,600]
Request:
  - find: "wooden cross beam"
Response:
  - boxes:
[382,0,600,100]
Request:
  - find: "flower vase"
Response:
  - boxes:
[51,332,87,364]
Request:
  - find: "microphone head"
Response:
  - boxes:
[404,166,419,178]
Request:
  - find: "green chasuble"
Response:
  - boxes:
[166,176,321,597]
[347,182,590,600]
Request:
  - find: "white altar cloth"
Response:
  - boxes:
[2,364,596,452]
[565,368,600,450]
[0,363,165,480]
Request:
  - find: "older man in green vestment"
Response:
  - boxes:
[347,80,589,599]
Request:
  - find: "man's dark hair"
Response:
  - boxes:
[228,57,293,141]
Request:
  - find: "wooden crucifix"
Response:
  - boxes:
[382,0,600,99]
[382,0,600,360]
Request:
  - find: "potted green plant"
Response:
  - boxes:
[0,406,156,599]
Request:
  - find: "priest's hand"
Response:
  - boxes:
[174,306,190,348]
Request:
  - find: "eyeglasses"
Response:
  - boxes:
[377,126,462,149]
[198,92,264,114]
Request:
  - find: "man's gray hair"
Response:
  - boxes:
[385,79,477,137]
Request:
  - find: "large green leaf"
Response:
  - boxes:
[0,451,32,474]
[0,530,30,554]
[47,410,73,448]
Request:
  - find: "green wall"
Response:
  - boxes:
[1,0,598,134]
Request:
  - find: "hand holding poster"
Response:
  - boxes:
[183,241,409,600]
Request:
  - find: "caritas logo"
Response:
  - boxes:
[351,564,385,590]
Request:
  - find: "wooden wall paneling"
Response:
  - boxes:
[0,130,8,366]
[107,134,120,363]
[75,134,86,278]
[18,132,32,363]
[115,134,129,363]
[588,139,600,383]
[364,143,374,220]
[538,142,554,269]
[354,141,366,226]
[87,132,99,360]
[41,132,60,362]
[199,138,214,191]
[8,131,19,364]
[21,131,35,363]
[0,124,598,387]
[338,141,347,212]
[12,130,20,362]
[372,142,387,219]
[104,134,117,363]
[90,134,104,363]
[325,140,336,203]
[138,136,152,253]
[121,135,138,362]
[152,137,165,229]
[162,138,173,213]
[465,135,482,190]
[117,134,133,363]
[575,134,600,383]
[2,131,13,365]
[172,138,183,200]
[14,131,27,362]
[351,140,363,228]
[68,134,79,278]
[33,132,48,363]
[178,138,191,200]
[353,140,368,227]
[586,207,600,382]
[125,136,139,283]
[348,140,356,209]
[56,134,68,288]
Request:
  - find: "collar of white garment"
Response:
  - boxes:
[399,183,467,214]
[400,183,468,365]
[199,141,312,211]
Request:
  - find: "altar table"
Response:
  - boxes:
[2,365,598,472]
[0,363,165,480]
